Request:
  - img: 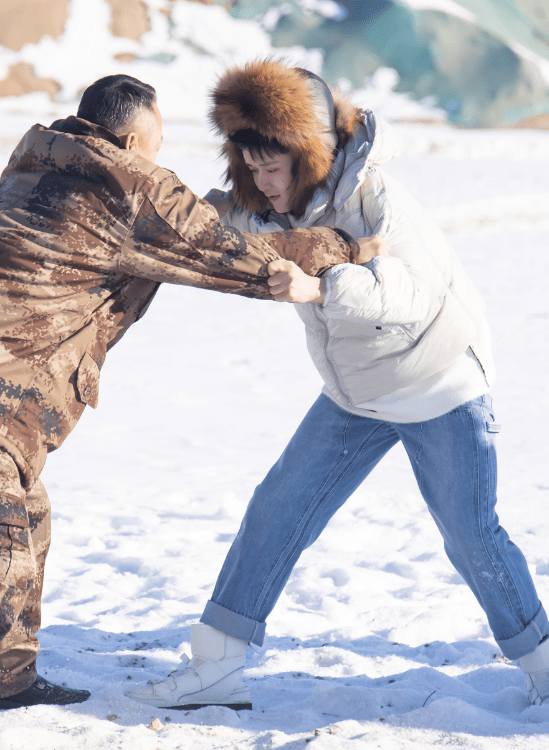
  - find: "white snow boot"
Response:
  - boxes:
[518,637,549,706]
[125,623,251,710]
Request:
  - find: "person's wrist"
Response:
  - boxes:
[312,277,326,304]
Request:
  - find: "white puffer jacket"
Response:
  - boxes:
[211,112,494,414]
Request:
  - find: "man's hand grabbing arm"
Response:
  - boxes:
[121,179,371,298]
[266,235,391,304]
[354,234,391,263]
[267,260,326,303]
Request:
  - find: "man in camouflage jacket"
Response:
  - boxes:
[0,75,368,707]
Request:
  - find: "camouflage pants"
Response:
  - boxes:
[0,450,50,698]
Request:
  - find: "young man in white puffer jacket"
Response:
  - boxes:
[127,61,549,711]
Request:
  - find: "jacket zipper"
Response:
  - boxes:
[312,305,353,408]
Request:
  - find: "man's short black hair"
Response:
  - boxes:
[77,75,157,133]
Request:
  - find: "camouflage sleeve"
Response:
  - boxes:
[119,179,356,299]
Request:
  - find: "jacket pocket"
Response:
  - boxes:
[0,492,30,528]
[0,491,31,586]
[0,519,34,630]
[76,352,100,408]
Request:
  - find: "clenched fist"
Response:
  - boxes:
[267,235,391,303]
[267,260,326,303]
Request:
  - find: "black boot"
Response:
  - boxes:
[0,675,90,709]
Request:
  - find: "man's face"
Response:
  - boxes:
[122,102,163,163]
[242,149,294,214]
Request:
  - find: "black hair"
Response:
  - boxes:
[77,75,157,133]
[229,128,289,161]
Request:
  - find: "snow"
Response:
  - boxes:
[397,0,478,24]
[507,39,549,87]
[296,0,348,21]
[0,0,319,122]
[1,4,549,748]
[1,112,548,750]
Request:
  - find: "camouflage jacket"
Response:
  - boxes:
[0,117,356,490]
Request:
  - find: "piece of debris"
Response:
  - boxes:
[149,718,162,731]
[107,714,117,721]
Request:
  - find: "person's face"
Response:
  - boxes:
[120,102,163,163]
[242,150,294,213]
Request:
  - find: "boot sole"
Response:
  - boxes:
[0,695,90,710]
[0,699,24,710]
[167,701,252,711]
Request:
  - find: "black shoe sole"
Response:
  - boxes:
[166,701,252,711]
[0,698,23,710]
[0,681,90,710]
[0,695,90,709]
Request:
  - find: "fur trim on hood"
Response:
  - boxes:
[210,60,362,217]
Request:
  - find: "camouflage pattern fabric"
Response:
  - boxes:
[0,115,359,691]
[0,450,49,697]
[0,116,358,491]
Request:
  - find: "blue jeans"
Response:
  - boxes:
[201,394,547,659]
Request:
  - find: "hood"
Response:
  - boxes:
[279,110,402,229]
[209,59,361,217]
[331,110,402,211]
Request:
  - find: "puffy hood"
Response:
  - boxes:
[258,111,403,231]
[312,110,402,221]
[209,59,361,217]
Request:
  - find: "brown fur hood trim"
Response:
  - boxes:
[210,60,362,216]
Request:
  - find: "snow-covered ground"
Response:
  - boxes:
[0,108,548,749]
[1,4,549,736]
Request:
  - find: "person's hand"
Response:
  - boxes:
[352,234,391,264]
[267,260,326,303]
[203,188,232,219]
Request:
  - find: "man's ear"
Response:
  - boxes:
[119,132,139,151]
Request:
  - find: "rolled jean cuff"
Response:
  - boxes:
[200,600,266,646]
[496,603,549,660]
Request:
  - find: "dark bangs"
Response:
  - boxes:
[229,129,289,160]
